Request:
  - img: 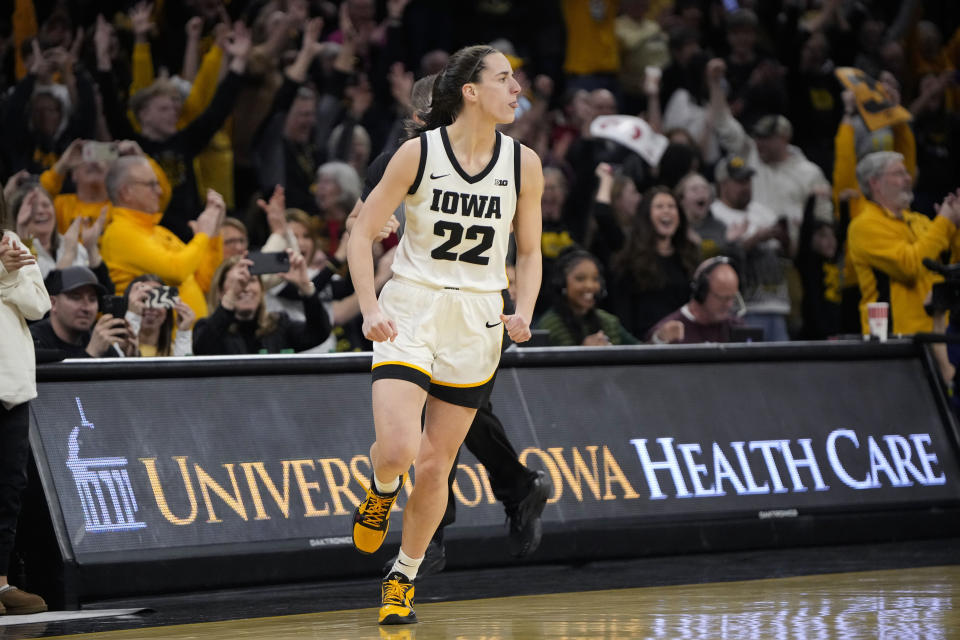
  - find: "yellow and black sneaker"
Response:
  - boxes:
[352,474,405,554]
[379,571,417,625]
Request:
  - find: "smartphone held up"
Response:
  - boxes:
[247,251,290,275]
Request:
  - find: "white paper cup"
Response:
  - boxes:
[867,302,889,342]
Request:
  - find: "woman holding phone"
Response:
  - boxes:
[124,275,195,357]
[0,193,50,614]
[192,250,331,355]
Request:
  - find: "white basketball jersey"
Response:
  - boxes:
[391,126,520,292]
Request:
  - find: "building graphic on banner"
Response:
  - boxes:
[67,398,147,532]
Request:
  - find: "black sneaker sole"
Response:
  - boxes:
[379,612,418,625]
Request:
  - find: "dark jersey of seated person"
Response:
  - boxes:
[359,149,401,249]
[30,318,97,358]
[645,305,737,344]
[610,253,692,338]
[192,289,332,355]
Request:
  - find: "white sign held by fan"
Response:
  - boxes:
[589,115,669,166]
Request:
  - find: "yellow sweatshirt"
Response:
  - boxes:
[847,200,958,335]
[100,207,222,320]
[832,120,917,288]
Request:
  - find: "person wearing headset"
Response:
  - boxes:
[534,247,638,346]
[646,255,745,344]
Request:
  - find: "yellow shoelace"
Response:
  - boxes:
[361,493,392,528]
[382,579,411,606]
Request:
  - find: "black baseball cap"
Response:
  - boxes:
[714,155,755,182]
[45,266,107,295]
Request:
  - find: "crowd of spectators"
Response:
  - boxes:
[0,0,958,362]
[5,0,960,615]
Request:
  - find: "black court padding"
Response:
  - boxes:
[21,340,960,609]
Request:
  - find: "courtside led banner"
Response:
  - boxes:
[30,351,960,563]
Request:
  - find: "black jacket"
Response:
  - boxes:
[192,290,332,355]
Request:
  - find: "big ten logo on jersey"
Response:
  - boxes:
[429,189,502,219]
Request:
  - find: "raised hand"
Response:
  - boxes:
[224,21,252,60]
[127,280,153,316]
[173,298,196,331]
[93,14,114,69]
[129,2,155,41]
[28,39,53,78]
[44,47,76,75]
[0,235,37,272]
[185,15,204,40]
[281,249,312,291]
[220,258,253,310]
[4,170,32,201]
[61,217,82,252]
[256,185,287,235]
[54,138,86,174]
[16,190,39,233]
[388,62,414,109]
[115,139,145,157]
[302,16,325,57]
[87,314,131,357]
[934,189,960,226]
[706,58,727,86]
[82,207,109,252]
[387,0,411,21]
[195,189,226,236]
[225,21,252,74]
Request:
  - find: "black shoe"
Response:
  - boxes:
[381,540,447,578]
[506,470,550,558]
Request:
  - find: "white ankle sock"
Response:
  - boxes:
[391,549,423,581]
[373,474,399,494]
[0,585,12,594]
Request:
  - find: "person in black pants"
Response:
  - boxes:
[441,380,551,558]
[0,216,52,614]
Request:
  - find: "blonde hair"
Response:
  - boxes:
[209,256,278,338]
[129,79,181,122]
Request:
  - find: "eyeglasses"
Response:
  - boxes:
[880,167,911,180]
[128,178,161,189]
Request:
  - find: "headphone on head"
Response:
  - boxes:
[691,255,734,303]
[551,247,607,300]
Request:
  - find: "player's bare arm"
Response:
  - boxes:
[347,138,420,341]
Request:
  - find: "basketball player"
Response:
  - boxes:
[347,74,551,579]
[346,45,544,625]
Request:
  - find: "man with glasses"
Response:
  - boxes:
[100,156,225,320]
[847,151,960,336]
